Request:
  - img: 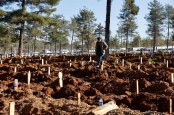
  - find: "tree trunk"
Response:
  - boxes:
[125,30,128,53]
[18,0,26,56]
[167,15,169,52]
[104,0,111,59]
[59,41,61,55]
[55,42,57,55]
[71,29,74,54]
[152,26,156,55]
[34,36,36,53]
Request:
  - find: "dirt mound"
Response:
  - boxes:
[0,53,174,114]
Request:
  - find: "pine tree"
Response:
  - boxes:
[164,4,174,51]
[74,8,96,54]
[0,0,60,56]
[145,0,165,54]
[118,0,139,53]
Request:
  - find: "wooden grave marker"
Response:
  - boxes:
[9,102,15,115]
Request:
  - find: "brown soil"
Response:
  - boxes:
[0,53,174,114]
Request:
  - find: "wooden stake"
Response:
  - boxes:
[170,98,172,114]
[89,56,92,62]
[20,59,23,64]
[58,72,63,87]
[140,57,142,64]
[101,64,104,71]
[129,63,132,69]
[9,102,15,115]
[42,59,44,65]
[28,71,31,85]
[48,66,50,76]
[167,60,169,68]
[122,59,124,66]
[14,67,17,73]
[70,62,72,67]
[136,80,139,95]
[138,65,140,70]
[14,79,18,90]
[81,61,84,66]
[171,73,174,83]
[78,93,81,105]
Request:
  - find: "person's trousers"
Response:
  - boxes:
[96,54,104,66]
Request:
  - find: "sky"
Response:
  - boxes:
[56,0,174,38]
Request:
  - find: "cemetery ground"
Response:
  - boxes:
[0,53,174,115]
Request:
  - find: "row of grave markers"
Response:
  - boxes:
[0,57,171,70]
[13,71,63,90]
[136,73,174,95]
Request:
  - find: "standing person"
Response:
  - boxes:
[95,37,108,67]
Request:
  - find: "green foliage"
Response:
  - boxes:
[118,0,139,52]
[145,0,165,37]
[130,35,141,47]
[145,0,165,54]
[74,8,97,52]
[0,0,60,55]
[95,23,105,38]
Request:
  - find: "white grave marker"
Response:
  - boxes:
[58,72,63,87]
[28,71,31,85]
[171,73,174,83]
[136,80,139,95]
[129,63,132,69]
[122,59,124,66]
[78,93,81,105]
[9,102,15,115]
[90,56,92,62]
[140,57,142,64]
[166,60,169,68]
[14,67,17,73]
[48,67,50,75]
[101,64,104,71]
[14,79,18,90]
[170,98,172,114]
[20,59,23,64]
[42,59,44,65]
[138,65,140,70]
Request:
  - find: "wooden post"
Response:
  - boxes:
[14,79,18,90]
[28,71,31,85]
[20,59,23,64]
[78,93,81,105]
[122,59,124,66]
[170,98,172,114]
[70,62,72,67]
[167,60,169,68]
[116,59,118,64]
[101,64,104,71]
[164,59,166,63]
[81,61,84,66]
[58,72,63,87]
[140,57,142,64]
[9,102,15,115]
[129,63,132,69]
[42,59,44,65]
[171,73,174,83]
[138,65,140,70]
[136,80,139,95]
[14,67,17,73]
[89,56,92,62]
[48,66,50,76]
